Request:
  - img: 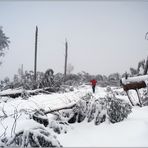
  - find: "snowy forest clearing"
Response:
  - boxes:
[0,85,148,147]
[1,2,148,147]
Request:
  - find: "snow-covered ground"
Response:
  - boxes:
[58,106,148,147]
[0,85,148,147]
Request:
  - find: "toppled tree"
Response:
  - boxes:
[31,90,132,126]
[66,91,132,125]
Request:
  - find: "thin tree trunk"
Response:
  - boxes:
[64,40,68,81]
[34,26,38,81]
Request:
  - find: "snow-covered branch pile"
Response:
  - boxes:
[1,126,62,147]
[61,92,132,125]
[0,87,133,147]
[0,109,64,147]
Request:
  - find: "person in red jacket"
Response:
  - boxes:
[90,79,97,93]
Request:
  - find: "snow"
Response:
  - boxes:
[0,88,23,95]
[57,106,148,147]
[0,85,107,115]
[122,74,148,84]
[0,85,148,147]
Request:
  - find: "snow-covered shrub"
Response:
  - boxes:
[87,98,108,125]
[67,93,108,125]
[32,109,70,135]
[3,127,62,147]
[113,89,126,96]
[67,97,108,125]
[81,92,93,102]
[59,85,74,93]
[54,73,64,87]
[108,73,120,81]
[68,92,93,124]
[66,92,132,125]
[64,74,81,86]
[107,97,132,123]
[21,90,30,100]
[40,69,54,88]
[48,120,69,134]
[3,69,60,91]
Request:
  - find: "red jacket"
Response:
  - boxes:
[90,79,97,86]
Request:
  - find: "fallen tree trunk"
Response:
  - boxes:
[44,103,76,114]
[0,87,59,98]
[32,103,76,127]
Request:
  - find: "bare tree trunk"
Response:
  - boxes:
[64,40,68,81]
[21,64,23,81]
[34,26,38,81]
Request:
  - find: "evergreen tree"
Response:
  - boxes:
[0,27,10,65]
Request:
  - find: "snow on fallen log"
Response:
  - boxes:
[122,81,146,91]
[44,102,76,114]
[0,87,59,98]
[32,103,76,127]
[0,89,22,95]
[121,75,148,85]
[121,75,148,107]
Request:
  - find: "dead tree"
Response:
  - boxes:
[64,40,68,81]
[34,26,38,82]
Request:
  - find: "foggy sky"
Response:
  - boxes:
[0,1,148,80]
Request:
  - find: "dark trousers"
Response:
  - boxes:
[92,85,96,93]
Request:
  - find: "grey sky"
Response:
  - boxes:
[0,1,148,80]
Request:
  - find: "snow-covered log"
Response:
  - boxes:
[122,81,146,91]
[121,75,148,85]
[121,75,148,107]
[44,103,76,115]
[32,103,76,126]
[0,87,59,98]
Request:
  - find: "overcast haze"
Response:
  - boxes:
[0,1,148,80]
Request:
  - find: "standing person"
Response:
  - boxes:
[90,79,97,93]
